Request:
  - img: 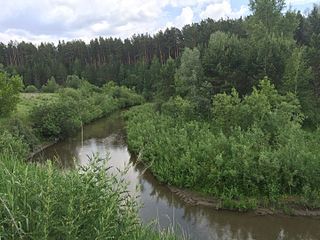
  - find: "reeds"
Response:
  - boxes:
[0,153,182,239]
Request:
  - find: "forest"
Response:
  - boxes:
[1,1,320,125]
[1,0,320,238]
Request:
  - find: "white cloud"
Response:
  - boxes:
[0,0,250,44]
[0,29,59,45]
[200,0,248,20]
[175,7,194,28]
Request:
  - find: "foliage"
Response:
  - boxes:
[24,85,38,93]
[0,153,181,239]
[203,31,249,94]
[1,117,39,151]
[282,47,320,126]
[157,58,176,100]
[212,78,303,135]
[175,48,203,99]
[102,82,145,108]
[66,74,85,89]
[0,1,319,128]
[31,95,82,139]
[0,131,28,158]
[31,83,143,139]
[126,80,320,210]
[0,72,23,117]
[41,76,60,93]
[161,96,195,120]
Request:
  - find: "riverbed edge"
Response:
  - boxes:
[167,185,320,218]
[130,150,320,218]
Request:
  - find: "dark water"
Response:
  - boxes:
[34,112,320,240]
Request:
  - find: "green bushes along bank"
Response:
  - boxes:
[0,152,180,239]
[125,80,320,210]
[0,75,181,239]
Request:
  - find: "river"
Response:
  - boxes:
[34,112,320,240]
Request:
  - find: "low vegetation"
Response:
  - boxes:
[0,151,180,239]
[1,0,320,237]
[126,80,320,210]
[0,72,181,239]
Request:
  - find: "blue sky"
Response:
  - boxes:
[231,0,314,12]
[0,0,317,44]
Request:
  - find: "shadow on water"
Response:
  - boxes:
[33,112,320,240]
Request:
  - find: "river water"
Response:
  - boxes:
[34,112,320,240]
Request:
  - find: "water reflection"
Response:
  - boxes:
[34,112,320,240]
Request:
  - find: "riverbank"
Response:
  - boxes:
[125,94,320,215]
[0,87,185,239]
[30,111,320,240]
[167,185,320,217]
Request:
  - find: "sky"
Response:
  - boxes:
[0,0,317,44]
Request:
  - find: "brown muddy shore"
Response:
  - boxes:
[168,185,320,217]
[28,140,58,160]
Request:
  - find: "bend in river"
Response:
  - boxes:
[34,112,320,240]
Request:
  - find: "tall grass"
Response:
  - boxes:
[0,152,181,239]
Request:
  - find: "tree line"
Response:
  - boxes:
[0,18,245,87]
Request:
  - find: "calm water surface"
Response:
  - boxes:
[34,112,320,240]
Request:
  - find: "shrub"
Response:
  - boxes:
[0,72,23,117]
[42,77,60,93]
[161,96,195,120]
[25,85,38,93]
[5,117,39,151]
[0,154,181,239]
[66,74,84,89]
[31,99,82,139]
[0,131,28,158]
[125,80,320,210]
[31,84,143,140]
[103,82,144,108]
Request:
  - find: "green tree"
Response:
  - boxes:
[145,56,161,100]
[25,85,39,93]
[283,47,320,126]
[175,48,203,99]
[66,74,83,89]
[157,57,176,100]
[42,76,60,93]
[249,0,286,35]
[203,31,249,94]
[0,72,23,117]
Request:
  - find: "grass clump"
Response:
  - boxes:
[0,152,181,240]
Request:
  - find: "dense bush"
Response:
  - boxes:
[24,85,38,93]
[32,83,144,139]
[42,77,60,93]
[161,96,195,120]
[103,82,145,108]
[126,80,320,210]
[0,131,28,158]
[0,153,180,239]
[0,72,23,117]
[3,117,39,151]
[65,74,86,89]
[31,97,82,139]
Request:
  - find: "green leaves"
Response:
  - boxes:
[0,72,23,117]
[0,153,179,239]
[126,81,320,210]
